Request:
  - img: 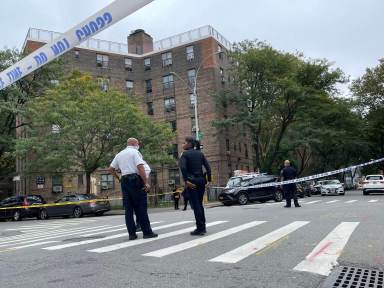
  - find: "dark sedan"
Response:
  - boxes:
[218,175,283,206]
[41,194,111,219]
[0,195,47,221]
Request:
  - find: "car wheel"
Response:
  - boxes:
[95,212,105,216]
[73,207,83,218]
[237,193,249,205]
[13,210,22,221]
[274,190,283,202]
[38,209,48,220]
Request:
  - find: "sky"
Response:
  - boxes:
[0,0,383,89]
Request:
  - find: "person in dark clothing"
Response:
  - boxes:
[182,188,189,211]
[280,160,301,208]
[179,136,211,235]
[173,187,182,210]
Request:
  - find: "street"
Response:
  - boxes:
[1,190,384,288]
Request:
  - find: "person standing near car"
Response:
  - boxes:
[281,160,301,208]
[179,137,211,236]
[109,138,158,240]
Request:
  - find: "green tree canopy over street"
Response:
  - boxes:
[15,72,174,193]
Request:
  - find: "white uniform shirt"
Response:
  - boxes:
[143,160,151,178]
[110,147,145,176]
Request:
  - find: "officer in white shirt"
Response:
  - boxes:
[109,138,157,240]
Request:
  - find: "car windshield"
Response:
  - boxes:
[323,180,340,185]
[226,177,242,188]
[240,178,254,187]
[366,176,383,181]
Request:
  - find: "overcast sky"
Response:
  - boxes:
[1,0,383,85]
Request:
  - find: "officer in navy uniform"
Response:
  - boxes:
[179,136,211,236]
[281,160,301,208]
[109,138,158,240]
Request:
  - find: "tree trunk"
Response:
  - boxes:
[86,172,91,194]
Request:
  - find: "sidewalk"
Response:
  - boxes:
[106,201,223,216]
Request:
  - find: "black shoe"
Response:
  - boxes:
[129,234,138,241]
[295,205,301,208]
[284,205,291,208]
[190,230,206,236]
[143,233,158,239]
[182,208,187,211]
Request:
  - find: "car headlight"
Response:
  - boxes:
[224,189,236,194]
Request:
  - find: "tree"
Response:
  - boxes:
[0,48,62,181]
[214,41,345,173]
[16,72,174,193]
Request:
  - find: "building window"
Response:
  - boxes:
[186,46,194,61]
[101,174,114,190]
[74,50,80,59]
[218,45,223,59]
[78,174,84,186]
[239,143,242,153]
[169,168,180,186]
[226,139,230,152]
[36,176,45,185]
[145,79,152,93]
[97,78,109,91]
[162,74,174,90]
[190,93,196,108]
[52,175,63,193]
[126,80,134,92]
[191,117,196,132]
[164,98,176,112]
[124,58,133,71]
[245,144,249,158]
[147,102,154,115]
[170,120,177,132]
[144,58,151,70]
[162,52,173,67]
[187,69,196,86]
[96,54,109,68]
[234,143,237,152]
[220,68,225,83]
[169,144,179,159]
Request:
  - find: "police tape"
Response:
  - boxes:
[0,0,153,91]
[245,157,384,189]
[0,191,178,211]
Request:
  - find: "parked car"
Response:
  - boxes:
[362,175,384,195]
[218,175,283,206]
[0,195,46,221]
[320,180,345,196]
[314,181,325,194]
[41,194,111,219]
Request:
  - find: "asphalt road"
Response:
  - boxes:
[1,190,383,288]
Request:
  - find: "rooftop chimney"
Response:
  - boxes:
[127,29,153,55]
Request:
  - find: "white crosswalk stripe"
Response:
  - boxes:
[43,221,193,251]
[209,221,309,264]
[304,200,322,205]
[368,199,378,203]
[325,200,340,204]
[345,200,358,204]
[1,241,60,252]
[294,222,359,276]
[143,221,266,258]
[88,221,227,254]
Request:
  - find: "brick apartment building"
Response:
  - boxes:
[16,25,254,200]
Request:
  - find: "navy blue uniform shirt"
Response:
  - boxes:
[179,148,212,182]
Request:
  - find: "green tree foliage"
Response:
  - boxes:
[352,59,384,162]
[0,48,62,178]
[16,72,174,193]
[215,41,345,173]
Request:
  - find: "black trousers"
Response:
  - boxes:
[183,195,189,210]
[121,175,153,236]
[284,184,299,207]
[187,177,206,232]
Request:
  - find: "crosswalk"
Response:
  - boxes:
[264,198,383,207]
[0,216,370,277]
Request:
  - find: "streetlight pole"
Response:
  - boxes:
[171,50,222,141]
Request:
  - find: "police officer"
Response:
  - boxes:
[179,137,211,236]
[281,160,301,208]
[109,138,158,240]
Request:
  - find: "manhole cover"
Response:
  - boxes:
[320,266,384,288]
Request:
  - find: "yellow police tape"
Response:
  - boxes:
[0,191,179,211]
